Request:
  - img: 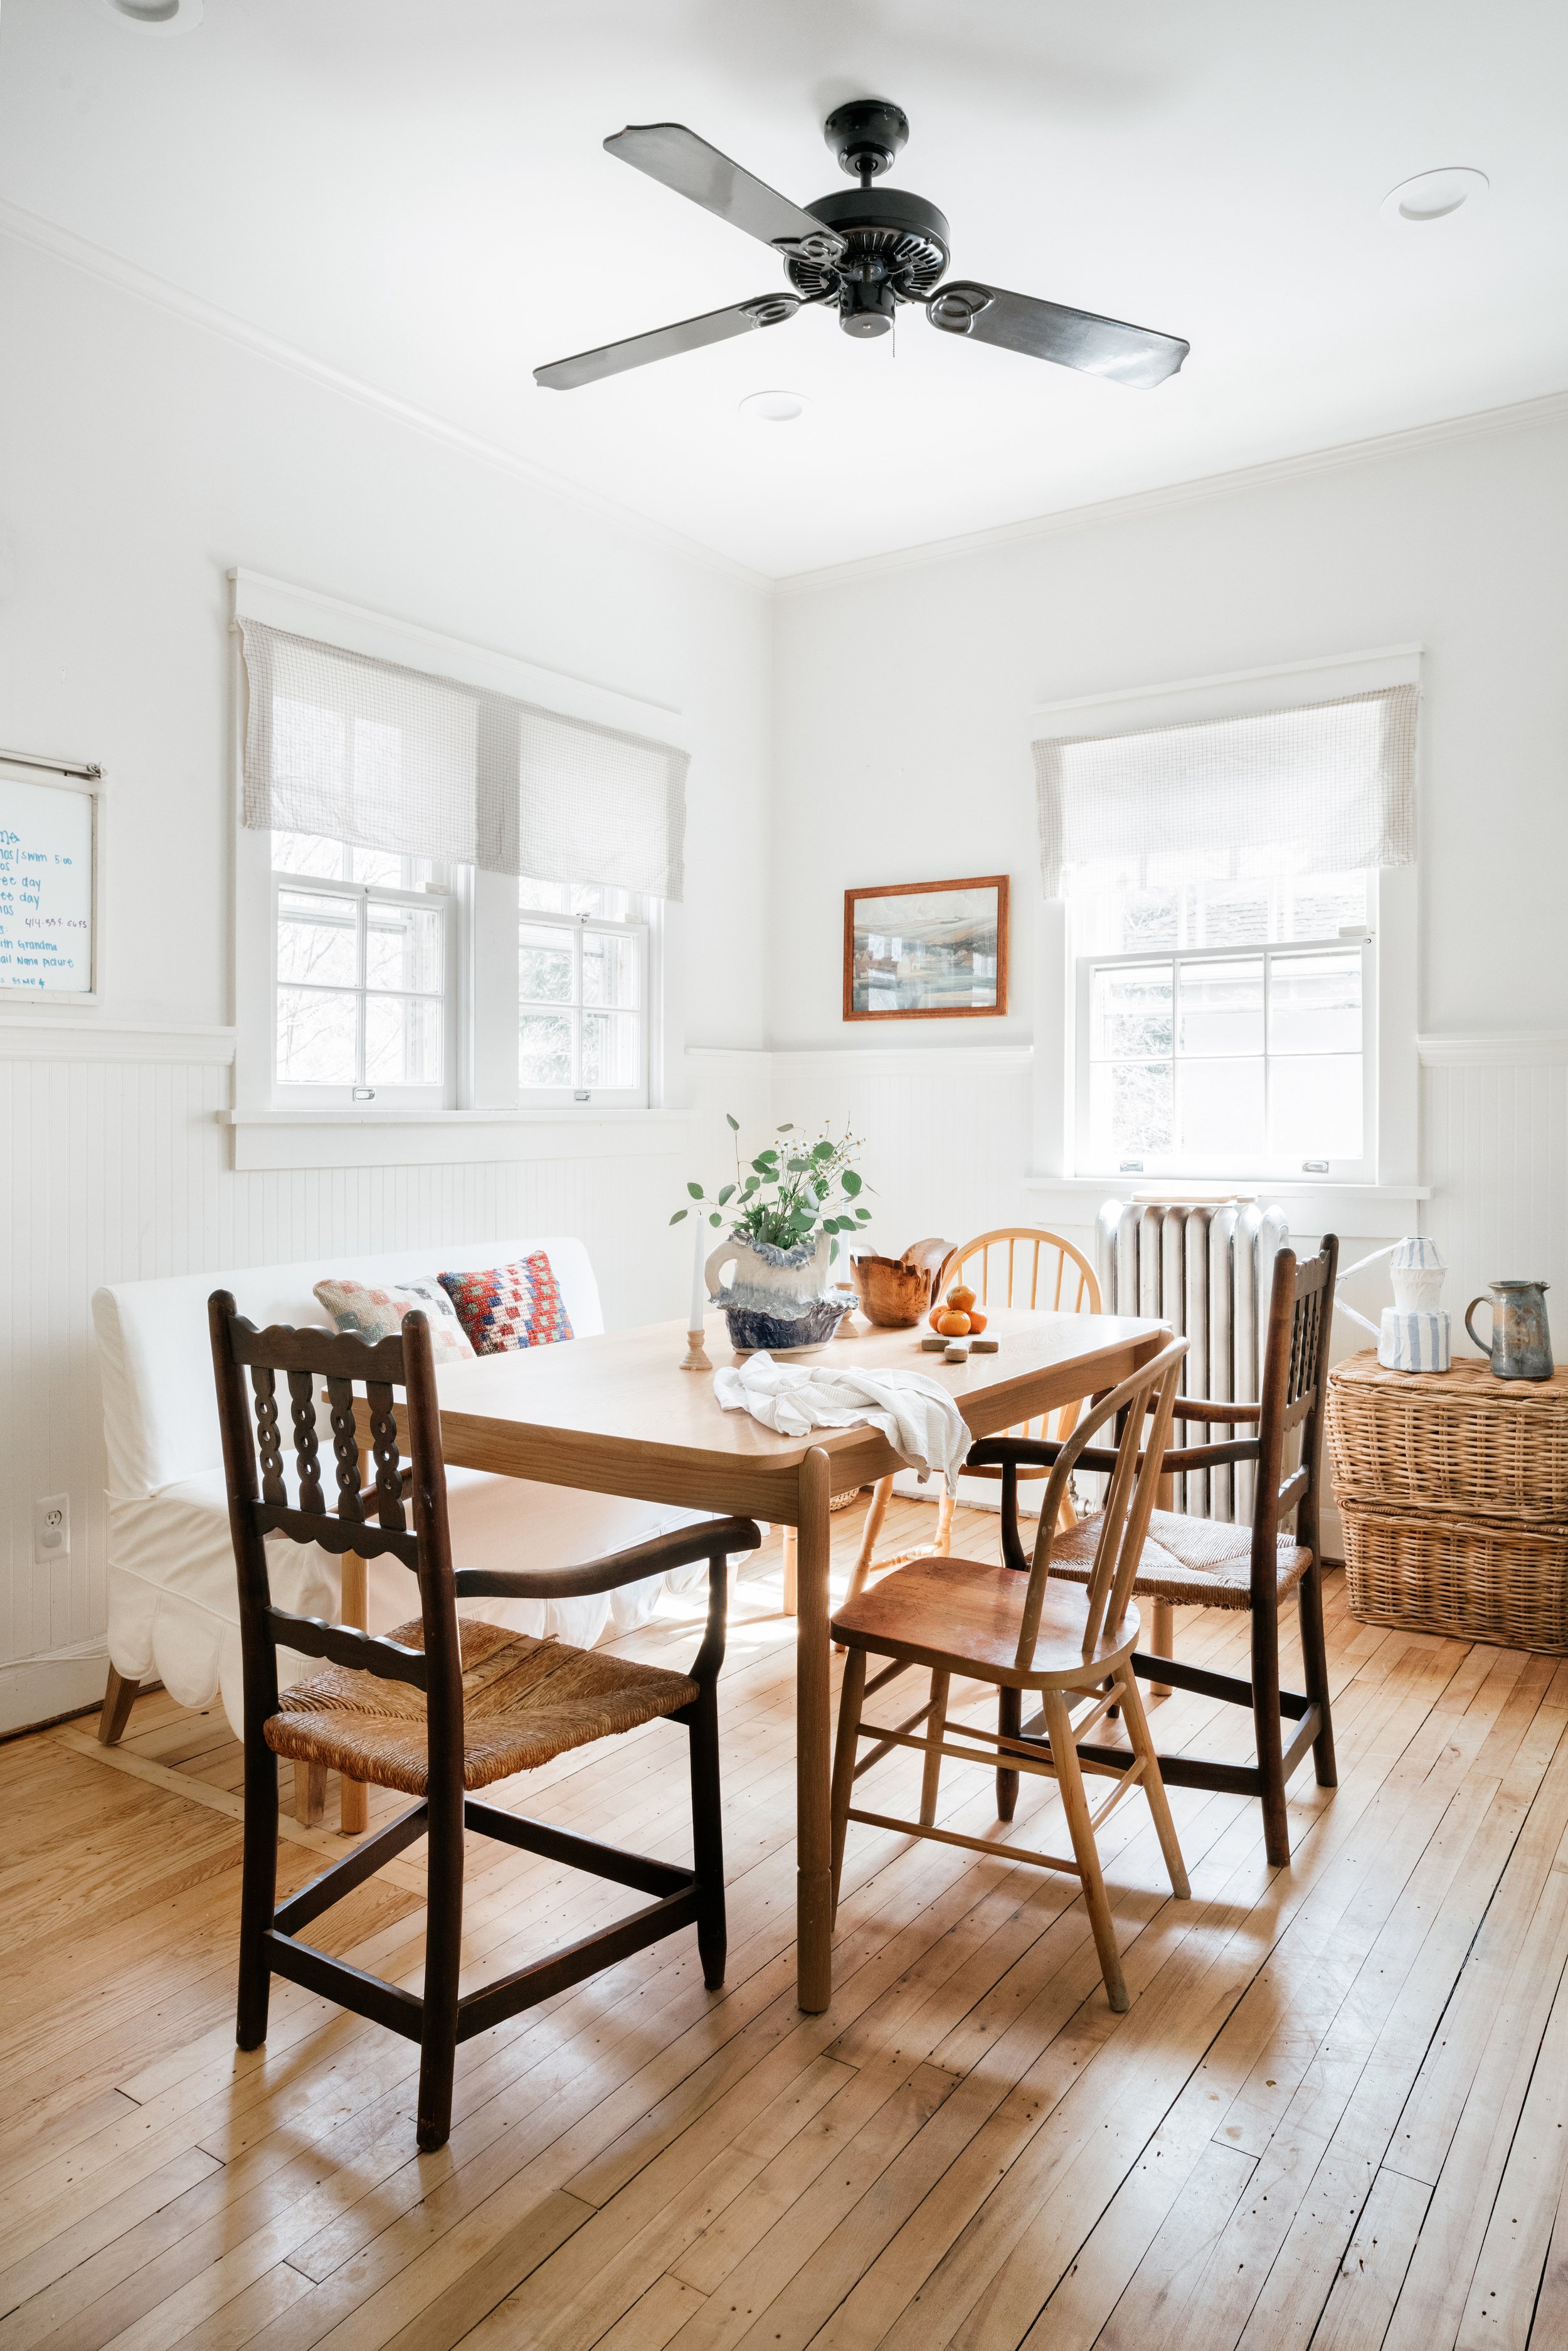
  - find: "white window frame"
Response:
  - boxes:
[516,894,651,1110]
[1027,644,1422,1202]
[269,847,458,1111]
[1073,908,1378,1185]
[230,569,682,1138]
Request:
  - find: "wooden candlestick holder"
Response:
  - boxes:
[680,1326,713,1372]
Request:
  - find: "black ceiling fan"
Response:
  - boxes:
[534,98,1189,393]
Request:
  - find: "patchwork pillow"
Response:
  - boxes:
[437,1253,575,1356]
[312,1275,475,1362]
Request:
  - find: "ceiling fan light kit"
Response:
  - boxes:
[534,98,1189,395]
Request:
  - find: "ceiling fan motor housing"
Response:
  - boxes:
[789,184,951,337]
[824,98,909,181]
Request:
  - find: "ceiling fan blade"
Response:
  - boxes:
[534,292,801,391]
[605,124,845,264]
[926,281,1189,388]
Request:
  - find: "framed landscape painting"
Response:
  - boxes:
[844,874,1009,1022]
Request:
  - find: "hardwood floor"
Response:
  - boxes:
[5,1495,1568,2351]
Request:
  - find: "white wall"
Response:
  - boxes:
[5,213,1566,1732]
[0,230,773,1726]
[770,405,1568,1347]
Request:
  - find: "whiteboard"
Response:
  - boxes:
[0,771,97,995]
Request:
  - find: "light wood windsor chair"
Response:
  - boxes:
[839,1226,1103,1619]
[209,1292,760,2152]
[829,1334,1190,2012]
[1010,1239,1340,1867]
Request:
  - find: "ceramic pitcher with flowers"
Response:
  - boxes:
[704,1231,846,1355]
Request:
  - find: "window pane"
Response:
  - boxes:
[364,994,442,1086]
[520,1011,573,1088]
[1179,1058,1265,1160]
[519,924,574,1004]
[1090,963,1172,1059]
[582,928,639,1009]
[367,901,443,994]
[582,1011,640,1089]
[277,889,358,987]
[277,985,357,1085]
[351,846,433,889]
[1117,889,1179,952]
[1191,882,1270,948]
[519,878,571,912]
[272,831,346,879]
[1271,951,1362,1054]
[1269,1054,1363,1157]
[1279,872,1367,942]
[1179,958,1263,1056]
[1089,1061,1173,1161]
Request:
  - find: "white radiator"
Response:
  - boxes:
[1094,1199,1290,1526]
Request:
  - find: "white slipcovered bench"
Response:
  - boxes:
[92,1236,709,1781]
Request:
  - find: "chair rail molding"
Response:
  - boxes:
[1419,1033,1568,1067]
[0,1017,236,1063]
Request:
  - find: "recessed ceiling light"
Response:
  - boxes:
[739,390,806,424]
[1382,167,1488,225]
[98,0,203,29]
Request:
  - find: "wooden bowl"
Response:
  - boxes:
[852,1253,935,1329]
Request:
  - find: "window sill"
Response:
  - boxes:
[1024,1173,1432,1235]
[222,1104,686,1172]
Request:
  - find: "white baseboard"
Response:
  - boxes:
[0,1645,108,1738]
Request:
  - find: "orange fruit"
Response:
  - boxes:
[928,1304,946,1330]
[947,1283,977,1312]
[967,1307,988,1334]
[936,1309,972,1338]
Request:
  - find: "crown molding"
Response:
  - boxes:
[0,199,769,597]
[775,386,1568,598]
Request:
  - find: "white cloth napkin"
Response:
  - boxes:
[714,1351,970,1495]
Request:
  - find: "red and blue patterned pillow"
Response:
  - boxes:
[437,1253,575,1356]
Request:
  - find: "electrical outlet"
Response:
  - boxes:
[33,1494,69,1566]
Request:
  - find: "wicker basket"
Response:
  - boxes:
[1328,1351,1568,1653]
[1327,1353,1568,1522]
[1339,1504,1568,1653]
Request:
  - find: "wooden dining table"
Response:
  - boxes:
[425,1303,1165,2011]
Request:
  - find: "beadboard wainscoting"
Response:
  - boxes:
[0,1032,766,1732]
[747,1045,1039,1259]
[3,1026,1562,1732]
[1421,1040,1568,1342]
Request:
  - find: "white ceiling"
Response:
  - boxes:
[4,0,1567,577]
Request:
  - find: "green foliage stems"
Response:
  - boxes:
[669,1115,873,1263]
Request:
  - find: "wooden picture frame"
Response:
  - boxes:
[843,874,1009,1022]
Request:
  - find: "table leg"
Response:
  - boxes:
[795,1446,834,2013]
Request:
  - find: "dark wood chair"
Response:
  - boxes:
[829,1334,1190,2014]
[991,1238,1340,1869]
[208,1290,761,2152]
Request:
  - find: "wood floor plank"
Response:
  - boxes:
[5,1554,1568,2351]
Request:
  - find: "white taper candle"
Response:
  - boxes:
[689,1212,707,1332]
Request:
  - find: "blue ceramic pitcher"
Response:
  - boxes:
[1465,1280,1554,1380]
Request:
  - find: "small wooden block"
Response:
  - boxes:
[971,1337,1000,1353]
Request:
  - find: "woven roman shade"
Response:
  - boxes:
[1032,684,1417,900]
[238,620,688,900]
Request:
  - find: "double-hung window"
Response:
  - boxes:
[1033,679,1417,1187]
[272,832,452,1105]
[235,596,687,1122]
[517,880,649,1103]
[1077,864,1374,1179]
